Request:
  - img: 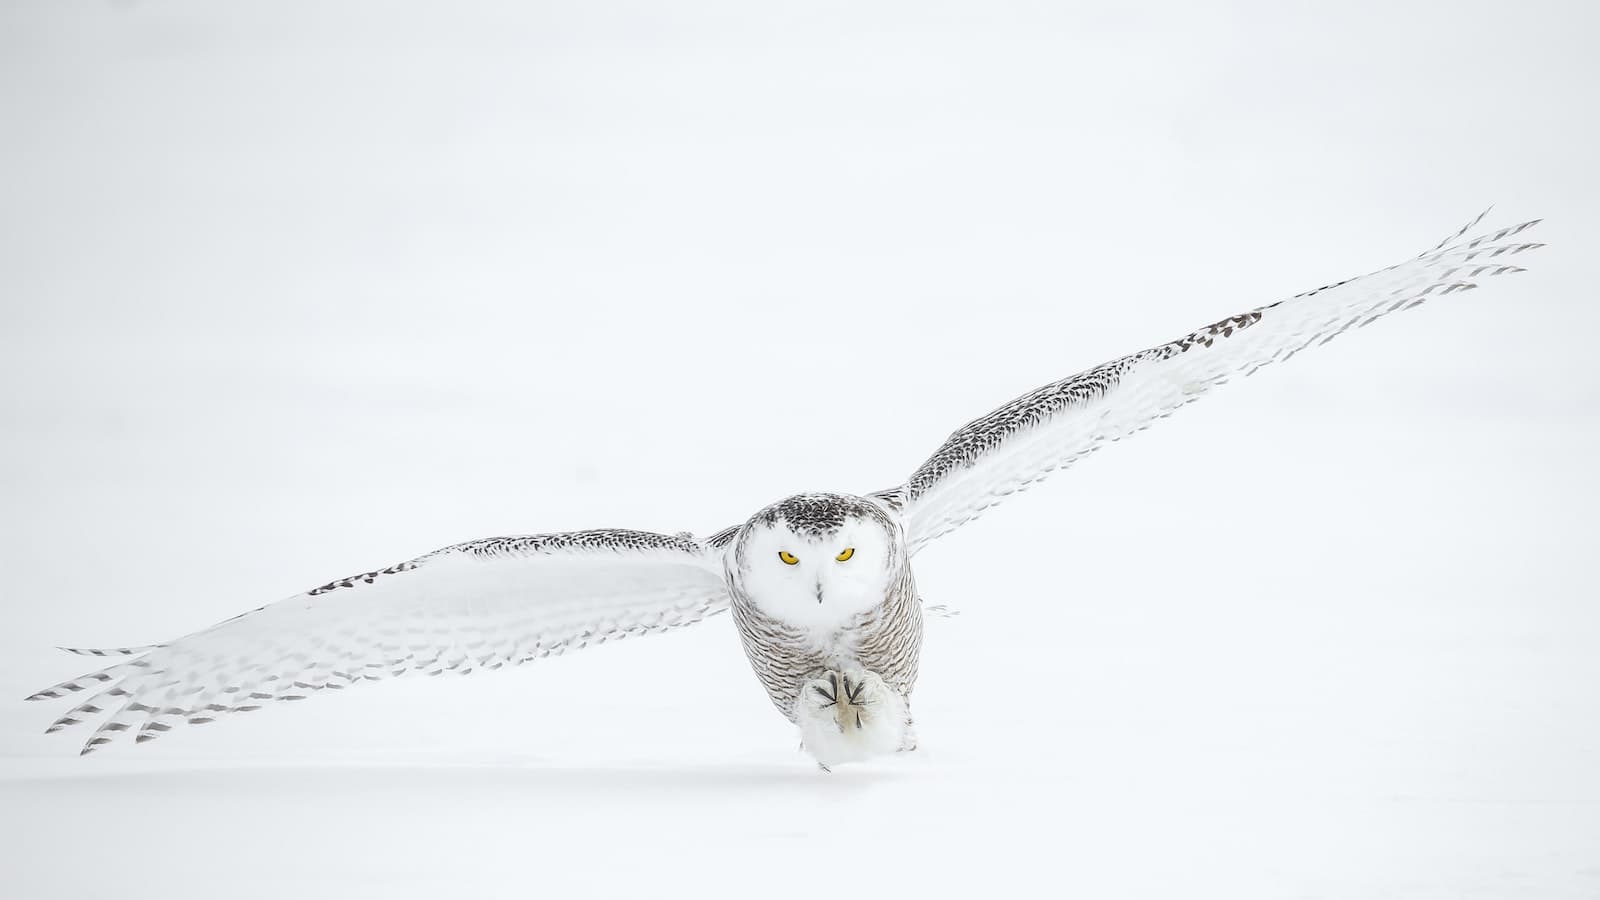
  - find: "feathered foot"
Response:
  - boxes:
[796,669,909,767]
[808,671,873,733]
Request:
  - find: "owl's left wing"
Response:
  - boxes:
[887,212,1543,555]
[27,530,731,755]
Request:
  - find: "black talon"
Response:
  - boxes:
[855,710,862,730]
[812,683,836,706]
[845,677,866,704]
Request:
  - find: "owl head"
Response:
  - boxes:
[730,492,905,629]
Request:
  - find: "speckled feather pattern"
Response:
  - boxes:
[728,495,923,720]
[729,568,922,721]
[27,212,1543,763]
[442,529,709,559]
[28,531,730,755]
[896,212,1543,552]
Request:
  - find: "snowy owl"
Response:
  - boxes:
[28,211,1543,768]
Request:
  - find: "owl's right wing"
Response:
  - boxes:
[27,530,731,755]
[885,211,1543,555]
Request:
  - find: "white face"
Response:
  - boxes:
[735,513,900,631]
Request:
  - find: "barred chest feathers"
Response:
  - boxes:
[724,493,924,723]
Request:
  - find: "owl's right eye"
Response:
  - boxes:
[778,550,800,565]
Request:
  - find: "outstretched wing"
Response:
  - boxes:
[890,211,1543,555]
[27,530,731,755]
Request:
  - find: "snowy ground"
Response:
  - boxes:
[3,2,1598,898]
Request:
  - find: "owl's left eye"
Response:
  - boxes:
[778,550,800,566]
[835,547,855,562]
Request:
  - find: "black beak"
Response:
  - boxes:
[815,580,824,604]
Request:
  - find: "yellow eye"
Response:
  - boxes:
[836,547,855,562]
[778,550,799,566]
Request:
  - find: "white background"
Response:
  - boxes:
[2,2,1597,898]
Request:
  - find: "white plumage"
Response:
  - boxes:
[30,533,730,753]
[892,210,1541,554]
[28,211,1544,767]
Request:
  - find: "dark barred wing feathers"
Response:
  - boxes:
[27,530,731,755]
[893,212,1543,554]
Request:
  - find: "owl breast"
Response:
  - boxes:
[729,560,923,722]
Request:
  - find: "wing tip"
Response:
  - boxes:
[1427,206,1494,254]
[57,645,161,658]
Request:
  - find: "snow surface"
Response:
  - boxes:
[2,2,1598,898]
